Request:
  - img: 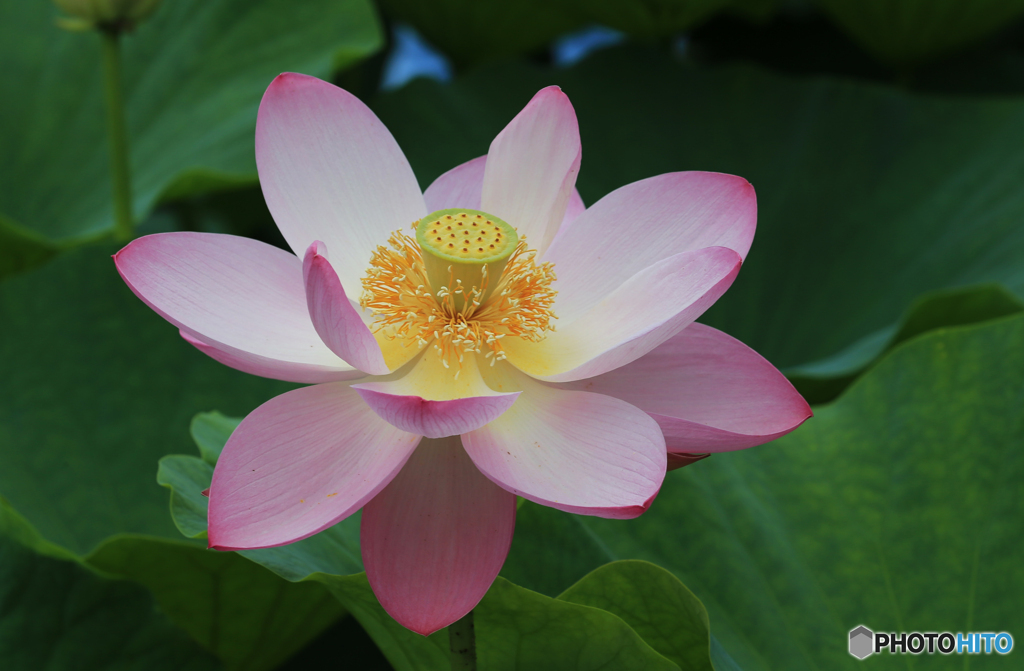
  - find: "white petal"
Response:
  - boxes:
[256,73,426,290]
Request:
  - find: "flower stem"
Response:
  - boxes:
[449,609,477,671]
[99,27,134,241]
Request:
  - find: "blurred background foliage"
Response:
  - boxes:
[2,0,1024,668]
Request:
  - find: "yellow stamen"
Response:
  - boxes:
[359,222,557,376]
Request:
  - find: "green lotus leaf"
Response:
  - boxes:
[814,0,1024,66]
[371,47,1024,384]
[0,244,342,670]
[504,314,1024,670]
[0,533,219,671]
[0,0,382,277]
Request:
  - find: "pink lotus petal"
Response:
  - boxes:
[666,453,710,471]
[481,87,581,255]
[462,370,665,519]
[115,232,357,383]
[179,330,363,384]
[352,350,520,438]
[362,436,516,636]
[544,187,586,251]
[256,73,426,291]
[424,155,487,212]
[503,247,742,382]
[543,172,756,324]
[208,383,421,550]
[424,154,585,229]
[303,241,389,375]
[354,389,519,439]
[563,187,586,225]
[560,323,811,452]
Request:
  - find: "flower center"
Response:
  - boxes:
[359,210,557,375]
[416,209,519,310]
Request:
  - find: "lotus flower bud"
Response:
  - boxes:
[54,0,162,31]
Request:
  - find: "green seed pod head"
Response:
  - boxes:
[416,209,518,266]
[415,209,519,311]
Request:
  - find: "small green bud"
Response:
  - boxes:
[53,0,162,31]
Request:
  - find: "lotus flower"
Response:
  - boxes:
[115,73,810,635]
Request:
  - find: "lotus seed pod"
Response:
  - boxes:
[415,209,519,312]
